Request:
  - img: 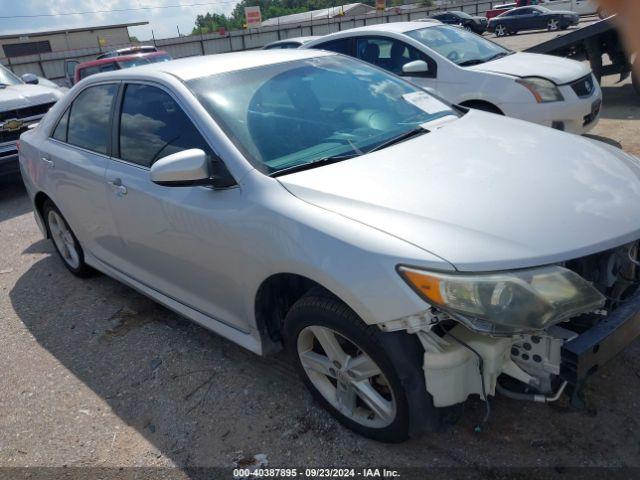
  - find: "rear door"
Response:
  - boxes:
[44,82,121,263]
[104,82,249,332]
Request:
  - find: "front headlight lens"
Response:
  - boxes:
[398,265,605,334]
[516,77,564,103]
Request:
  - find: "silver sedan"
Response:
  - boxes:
[18,49,640,442]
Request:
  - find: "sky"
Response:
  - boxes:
[0,0,239,41]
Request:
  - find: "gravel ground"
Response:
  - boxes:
[1,20,640,475]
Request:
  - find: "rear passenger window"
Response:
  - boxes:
[314,38,351,55]
[67,84,118,155]
[52,108,70,142]
[118,83,214,168]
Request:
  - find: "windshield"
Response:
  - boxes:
[117,58,152,68]
[406,25,511,66]
[188,56,457,175]
[0,64,22,86]
[146,54,172,63]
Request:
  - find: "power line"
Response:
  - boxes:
[0,1,239,19]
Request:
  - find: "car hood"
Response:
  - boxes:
[467,52,590,84]
[0,84,62,110]
[278,111,640,272]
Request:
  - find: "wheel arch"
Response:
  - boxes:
[458,99,504,115]
[33,191,53,238]
[254,272,360,354]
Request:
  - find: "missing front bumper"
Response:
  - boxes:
[560,292,640,385]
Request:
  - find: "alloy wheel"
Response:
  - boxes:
[48,210,81,269]
[495,24,506,37]
[548,19,559,31]
[297,325,397,428]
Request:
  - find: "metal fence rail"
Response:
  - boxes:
[1,0,499,83]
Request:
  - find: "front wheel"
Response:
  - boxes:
[547,18,560,31]
[283,290,439,442]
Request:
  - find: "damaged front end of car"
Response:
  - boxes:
[384,240,640,415]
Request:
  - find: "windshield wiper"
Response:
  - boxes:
[366,126,428,154]
[459,51,512,67]
[458,59,487,67]
[485,51,513,62]
[271,153,360,177]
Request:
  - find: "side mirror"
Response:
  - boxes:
[402,60,430,76]
[21,73,39,85]
[150,149,211,187]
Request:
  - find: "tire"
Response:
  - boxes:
[494,24,507,37]
[547,18,560,31]
[43,200,93,277]
[283,289,440,442]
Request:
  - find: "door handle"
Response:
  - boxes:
[108,178,128,196]
[41,157,54,167]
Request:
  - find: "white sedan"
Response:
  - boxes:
[303,22,602,134]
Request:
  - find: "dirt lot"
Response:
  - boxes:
[1,21,640,476]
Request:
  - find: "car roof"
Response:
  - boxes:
[266,36,320,46]
[508,5,545,12]
[77,50,169,69]
[89,49,333,82]
[314,21,441,37]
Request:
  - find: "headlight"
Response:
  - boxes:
[516,77,564,103]
[398,265,605,335]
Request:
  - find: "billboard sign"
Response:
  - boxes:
[245,6,262,28]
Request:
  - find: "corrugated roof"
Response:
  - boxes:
[0,22,149,40]
[261,3,374,26]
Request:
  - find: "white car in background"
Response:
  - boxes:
[0,64,64,177]
[303,22,602,134]
[263,36,320,50]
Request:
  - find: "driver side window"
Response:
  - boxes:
[118,83,214,168]
[355,37,436,78]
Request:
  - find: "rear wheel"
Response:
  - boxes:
[547,18,560,31]
[43,200,93,277]
[283,290,439,442]
[494,24,507,37]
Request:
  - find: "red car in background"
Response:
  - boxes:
[65,50,172,86]
[486,0,540,18]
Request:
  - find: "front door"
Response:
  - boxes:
[104,82,250,332]
[355,36,439,95]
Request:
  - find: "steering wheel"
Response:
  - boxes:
[447,50,460,62]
